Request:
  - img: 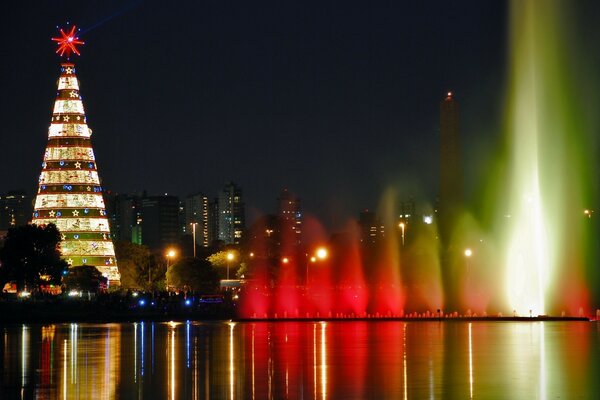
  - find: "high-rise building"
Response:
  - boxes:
[0,191,31,230]
[105,192,142,243]
[439,91,463,243]
[277,189,302,246]
[358,209,384,245]
[140,195,180,251]
[208,198,219,247]
[185,192,210,248]
[31,28,119,283]
[218,182,245,245]
[247,214,279,258]
[398,198,416,224]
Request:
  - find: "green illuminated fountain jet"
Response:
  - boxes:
[503,0,594,315]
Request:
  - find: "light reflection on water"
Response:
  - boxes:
[0,321,599,399]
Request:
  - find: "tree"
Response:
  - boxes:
[166,257,219,293]
[0,224,68,291]
[63,265,107,292]
[114,241,163,291]
[207,250,246,279]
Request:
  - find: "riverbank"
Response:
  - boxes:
[0,294,236,323]
[0,298,592,324]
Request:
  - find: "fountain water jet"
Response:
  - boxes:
[502,0,593,315]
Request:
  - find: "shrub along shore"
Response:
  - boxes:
[0,291,236,323]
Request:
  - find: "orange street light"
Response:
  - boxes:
[316,247,328,260]
[166,249,176,266]
[190,223,198,258]
[226,251,235,280]
[307,246,329,286]
[166,249,177,293]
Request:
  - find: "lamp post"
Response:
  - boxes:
[226,251,235,280]
[464,248,472,276]
[306,247,328,285]
[190,223,197,258]
[166,249,176,292]
[399,222,406,246]
[167,249,176,267]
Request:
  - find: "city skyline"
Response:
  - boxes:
[2,1,600,230]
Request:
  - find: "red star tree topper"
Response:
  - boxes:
[51,25,84,57]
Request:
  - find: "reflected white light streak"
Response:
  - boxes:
[63,339,67,399]
[468,323,473,399]
[428,358,434,400]
[70,323,77,384]
[313,324,317,400]
[252,325,256,400]
[169,327,176,400]
[229,322,236,400]
[186,321,191,369]
[134,322,138,382]
[403,323,408,400]
[21,325,28,388]
[540,323,546,400]
[151,323,155,374]
[141,322,145,377]
[320,322,327,400]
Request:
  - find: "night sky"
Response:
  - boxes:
[2,1,597,229]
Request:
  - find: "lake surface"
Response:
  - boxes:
[1,320,599,399]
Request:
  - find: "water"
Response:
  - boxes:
[1,320,599,399]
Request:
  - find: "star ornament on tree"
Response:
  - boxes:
[52,25,84,58]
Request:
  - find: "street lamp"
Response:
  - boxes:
[398,222,406,246]
[226,251,235,280]
[316,247,328,260]
[166,249,176,267]
[307,246,328,285]
[464,248,472,276]
[190,223,198,258]
[166,249,176,292]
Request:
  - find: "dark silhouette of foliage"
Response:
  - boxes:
[166,257,219,293]
[0,223,68,291]
[63,265,107,292]
[114,241,163,290]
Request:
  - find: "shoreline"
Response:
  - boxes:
[0,296,594,324]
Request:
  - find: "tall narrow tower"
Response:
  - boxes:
[439,91,463,311]
[439,91,462,244]
[31,26,120,284]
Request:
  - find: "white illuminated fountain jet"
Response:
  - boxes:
[503,0,590,316]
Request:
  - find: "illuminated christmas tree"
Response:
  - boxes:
[31,25,120,284]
